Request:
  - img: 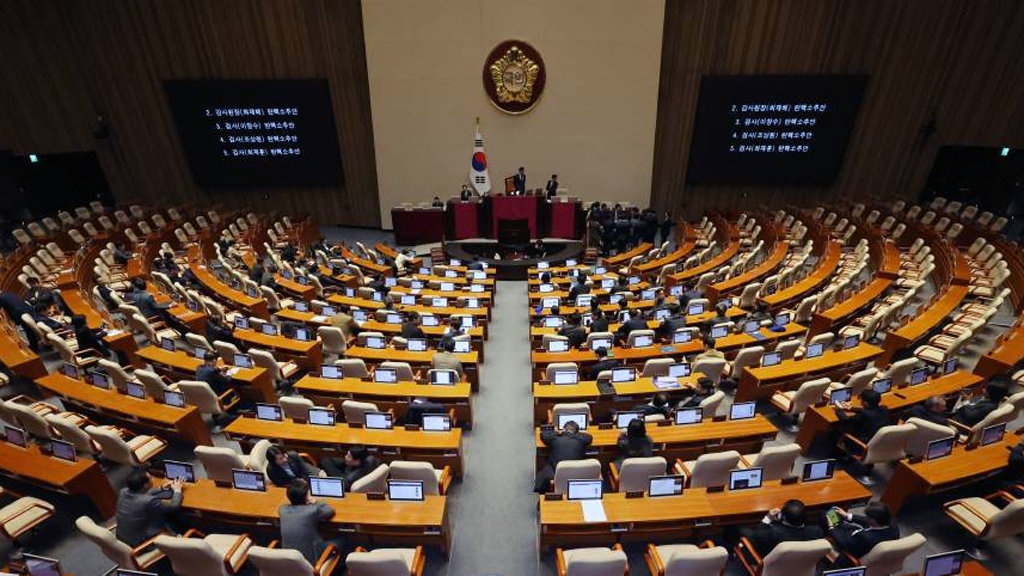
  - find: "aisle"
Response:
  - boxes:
[445,280,539,576]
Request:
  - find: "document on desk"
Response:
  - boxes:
[311,315,328,324]
[580,500,607,523]
[226,367,242,377]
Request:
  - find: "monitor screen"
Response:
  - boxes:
[294,328,311,341]
[308,408,336,427]
[234,317,250,330]
[542,297,560,309]
[401,295,416,305]
[566,479,603,501]
[943,359,957,375]
[871,378,893,394]
[728,467,764,491]
[309,476,345,499]
[431,370,457,386]
[255,403,283,422]
[628,276,641,286]
[602,279,615,289]
[125,381,146,399]
[543,317,564,328]
[744,320,760,334]
[556,412,588,430]
[386,313,403,324]
[822,569,867,576]
[432,297,448,307]
[384,277,396,287]
[164,390,186,407]
[615,412,644,429]
[459,317,475,328]
[364,412,393,430]
[687,303,705,316]
[729,401,757,421]
[160,337,176,351]
[553,370,579,385]
[547,340,569,353]
[805,342,825,358]
[576,295,593,307]
[590,338,612,351]
[231,469,266,492]
[164,460,196,483]
[422,315,439,327]
[686,75,867,185]
[926,437,956,460]
[468,282,485,292]
[261,323,278,336]
[321,365,343,379]
[982,423,1006,446]
[668,363,691,378]
[843,335,859,349]
[322,306,337,317]
[351,310,368,322]
[830,387,853,406]
[536,261,549,269]
[375,368,398,383]
[711,325,728,339]
[802,459,835,482]
[642,289,657,301]
[422,414,452,432]
[407,338,428,352]
[91,371,110,390]
[761,352,782,367]
[539,284,554,293]
[193,347,208,359]
[62,363,79,379]
[595,267,607,275]
[294,301,309,312]
[234,354,253,369]
[4,426,27,448]
[388,480,425,501]
[923,550,965,576]
[453,340,471,353]
[648,475,685,497]
[473,270,486,279]
[774,313,791,326]
[632,334,654,348]
[675,408,703,425]
[23,555,62,576]
[910,367,929,386]
[50,439,76,462]
[366,336,386,349]
[611,368,636,383]
[672,330,692,344]
[465,298,480,309]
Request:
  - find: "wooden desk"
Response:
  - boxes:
[294,375,473,425]
[530,341,703,374]
[395,302,491,322]
[136,345,276,402]
[327,294,387,310]
[0,325,46,379]
[532,374,704,422]
[605,243,654,267]
[0,441,117,519]
[810,276,893,337]
[760,241,842,309]
[879,284,969,366]
[59,287,142,367]
[359,319,488,342]
[190,263,269,319]
[795,371,984,454]
[374,243,422,268]
[538,473,870,547]
[181,478,449,552]
[273,274,316,301]
[669,240,741,284]
[974,322,1024,378]
[344,346,480,390]
[410,274,496,289]
[635,242,695,275]
[902,561,991,576]
[535,416,777,469]
[36,373,212,446]
[712,323,807,353]
[340,247,392,276]
[881,436,1019,514]
[707,241,789,302]
[316,265,356,287]
[224,416,465,477]
[391,286,494,304]
[233,328,323,370]
[737,343,884,401]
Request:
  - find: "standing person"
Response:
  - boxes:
[460,185,472,201]
[432,196,444,208]
[514,167,527,195]
[545,174,559,199]
[535,421,592,493]
[279,479,338,564]
[116,468,184,547]
[660,212,673,246]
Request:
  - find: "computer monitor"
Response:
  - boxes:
[345,287,357,297]
[164,390,185,408]
[309,476,345,499]
[62,362,79,379]
[281,269,293,280]
[728,467,764,491]
[543,316,564,328]
[542,297,560,309]
[829,386,853,406]
[943,359,957,375]
[321,364,343,379]
[431,369,457,386]
[460,316,475,328]
[981,423,1006,446]
[321,305,337,317]
[294,328,311,342]
[805,342,825,358]
[642,289,656,301]
[668,362,691,378]
[602,279,615,290]
[294,301,309,312]
[611,367,636,383]
[450,259,463,266]
[352,310,368,322]
[308,407,336,427]
[843,335,859,349]
[365,336,386,349]
[473,270,487,280]
[711,325,728,339]
[822,568,867,576]
[4,426,27,448]
[255,403,283,422]
[672,330,692,344]
[388,479,425,501]
[125,381,146,399]
[364,412,394,430]
[590,338,612,351]
[372,292,385,302]
[465,298,481,309]
[261,323,278,336]
[193,347,208,359]
[432,297,448,307]
[234,316,250,330]
[422,414,452,432]
[422,315,439,327]
[231,469,266,492]
[687,303,705,316]
[926,437,956,460]
[401,295,416,305]
[566,479,603,501]
[871,378,893,394]
[729,401,756,421]
[160,337,175,351]
[375,368,398,383]
[234,354,253,369]
[91,371,110,390]
[453,340,471,353]
[648,475,685,497]
[632,334,654,348]
[384,277,396,287]
[675,407,703,425]
[547,339,569,353]
[922,550,965,576]
[628,276,641,286]
[553,370,579,385]
[774,312,791,326]
[556,412,588,430]
[744,320,760,334]
[801,459,836,482]
[595,266,607,275]
[50,439,76,462]
[23,554,62,576]
[386,313,403,324]
[407,338,428,352]
[761,352,782,367]
[615,411,643,428]
[417,267,430,275]
[164,460,196,482]
[668,285,682,296]
[536,261,549,269]
[539,284,554,293]
[910,367,929,386]
[576,295,593,307]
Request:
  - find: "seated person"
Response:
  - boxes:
[320,445,381,489]
[614,307,649,345]
[903,395,949,426]
[740,499,824,558]
[631,392,671,419]
[279,479,338,565]
[676,377,716,409]
[439,315,466,351]
[535,421,592,493]
[694,335,725,361]
[568,279,590,301]
[655,311,689,341]
[558,313,588,349]
[401,311,426,340]
[835,389,893,444]
[196,351,234,396]
[589,307,610,333]
[615,418,654,468]
[266,446,324,487]
[403,397,446,426]
[71,314,112,359]
[953,378,1008,427]
[206,316,240,348]
[116,468,184,547]
[583,346,620,381]
[24,276,56,310]
[432,338,464,376]
[827,502,900,566]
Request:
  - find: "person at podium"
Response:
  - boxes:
[545,174,559,199]
[460,185,473,201]
[513,166,526,195]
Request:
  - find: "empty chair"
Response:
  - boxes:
[0,490,55,549]
[185,333,213,351]
[641,358,675,378]
[86,425,167,466]
[342,400,380,424]
[135,369,176,400]
[852,532,926,576]
[176,380,239,417]
[250,348,299,385]
[336,358,371,379]
[627,329,657,348]
[195,446,250,486]
[45,414,101,456]
[553,459,602,495]
[345,546,425,576]
[698,389,726,416]
[247,545,341,576]
[97,359,133,393]
[279,396,315,421]
[841,423,915,482]
[380,360,415,381]
[675,450,741,488]
[737,282,762,309]
[350,463,390,494]
[645,543,728,576]
[738,444,800,481]
[770,377,830,427]
[727,346,764,378]
[692,357,727,384]
[317,326,346,357]
[884,358,918,388]
[944,494,1024,551]
[153,532,253,576]
[735,538,832,576]
[388,460,452,495]
[213,340,242,364]
[903,417,957,459]
[556,545,628,576]
[75,515,165,571]
[609,456,667,492]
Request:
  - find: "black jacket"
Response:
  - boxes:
[0,292,34,320]
[206,319,236,347]
[589,316,610,334]
[74,325,108,355]
[904,404,949,427]
[831,516,900,558]
[655,316,689,339]
[616,434,654,460]
[584,359,620,381]
[267,451,321,487]
[954,399,998,427]
[559,325,588,349]
[836,406,894,442]
[404,400,446,426]
[540,430,593,467]
[401,321,426,340]
[546,179,558,197]
[748,521,825,556]
[615,316,649,344]
[341,456,382,489]
[196,364,233,396]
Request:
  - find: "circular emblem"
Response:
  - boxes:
[483,40,546,115]
[471,151,487,171]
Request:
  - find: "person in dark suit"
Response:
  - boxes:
[320,445,382,489]
[432,196,444,208]
[0,291,41,351]
[615,309,649,345]
[614,418,654,468]
[953,379,1008,427]
[567,279,590,301]
[514,167,527,195]
[583,346,620,380]
[116,468,184,547]
[835,389,894,443]
[589,307,610,334]
[545,174,559,199]
[279,479,338,564]
[535,421,593,492]
[903,395,949,426]
[741,499,825,557]
[266,446,323,488]
[460,185,472,201]
[558,314,588,349]
[401,311,426,340]
[24,276,55,311]
[632,393,671,419]
[205,317,239,348]
[71,314,111,358]
[655,312,689,341]
[660,212,673,245]
[677,378,716,409]
[196,351,234,396]
[403,398,446,426]
[827,502,900,565]
[130,279,170,319]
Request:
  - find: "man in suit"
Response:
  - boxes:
[615,308,649,345]
[545,174,559,199]
[567,278,590,301]
[130,278,170,319]
[279,479,337,564]
[432,338,464,376]
[116,468,184,547]
[741,499,824,558]
[827,502,900,564]
[438,316,466,351]
[558,313,588,349]
[655,312,689,341]
[403,397,447,426]
[632,393,671,419]
[583,346,620,380]
[904,395,949,426]
[953,378,1008,427]
[24,276,55,311]
[205,316,239,348]
[71,314,111,359]
[320,445,381,489]
[400,311,426,340]
[0,291,42,351]
[535,421,593,492]
[514,166,527,195]
[589,307,610,334]
[460,185,473,201]
[835,389,894,443]
[196,351,234,396]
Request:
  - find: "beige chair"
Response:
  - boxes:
[388,460,452,495]
[843,367,880,396]
[842,423,915,482]
[279,396,315,421]
[86,425,167,466]
[553,459,602,495]
[247,544,341,576]
[195,446,249,486]
[645,542,728,576]
[317,326,347,357]
[775,339,801,360]
[586,332,615,350]
[556,544,628,576]
[342,400,380,425]
[98,359,133,393]
[551,402,592,427]
[674,451,741,488]
[609,456,667,492]
[0,488,54,547]
[546,362,581,381]
[737,283,762,309]
[736,538,832,576]
[5,401,61,441]
[345,546,425,576]
[336,358,371,379]
[154,532,253,576]
[851,532,926,576]
[738,444,800,481]
[175,380,239,416]
[135,369,176,400]
[214,341,242,364]
[697,390,726,417]
[944,493,1024,548]
[693,357,727,384]
[350,463,390,494]
[953,403,1015,446]
[770,377,830,425]
[75,515,165,570]
[727,346,765,377]
[246,440,274,475]
[250,348,299,386]
[884,358,918,388]
[627,329,657,348]
[45,413,101,456]
[904,417,957,459]
[641,358,675,378]
[380,361,415,381]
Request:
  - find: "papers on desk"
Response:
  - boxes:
[106,329,124,337]
[311,315,328,324]
[226,367,242,377]
[580,500,607,523]
[654,377,681,390]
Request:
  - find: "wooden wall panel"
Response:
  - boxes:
[0,0,380,227]
[652,0,1024,219]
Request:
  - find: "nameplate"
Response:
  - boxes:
[544,493,563,501]
[366,492,386,500]
[598,423,613,430]
[625,491,644,499]
[706,485,725,493]
[780,476,798,485]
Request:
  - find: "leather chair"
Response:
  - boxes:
[350,464,391,494]
[388,460,452,495]
[903,418,957,459]
[551,403,592,427]
[86,425,167,466]
[609,456,667,492]
[546,362,580,381]
[250,348,299,386]
[75,515,166,570]
[770,377,830,425]
[692,358,727,384]
[738,444,800,481]
[627,329,657,348]
[317,326,346,357]
[154,532,253,576]
[641,358,675,378]
[97,359,133,393]
[175,380,239,417]
[556,544,628,576]
[674,451,740,488]
[248,544,341,576]
[345,546,425,576]
[135,369,177,400]
[195,446,249,486]
[380,361,416,381]
[553,459,602,495]
[0,488,54,547]
[841,423,915,482]
[727,346,765,378]
[214,341,242,364]
[45,413,102,456]
[850,532,926,576]
[645,542,728,576]
[944,492,1024,547]
[336,358,371,379]
[735,538,832,576]
[279,396,315,421]
[342,400,380,425]
[698,390,726,417]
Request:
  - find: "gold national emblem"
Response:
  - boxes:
[483,40,546,115]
